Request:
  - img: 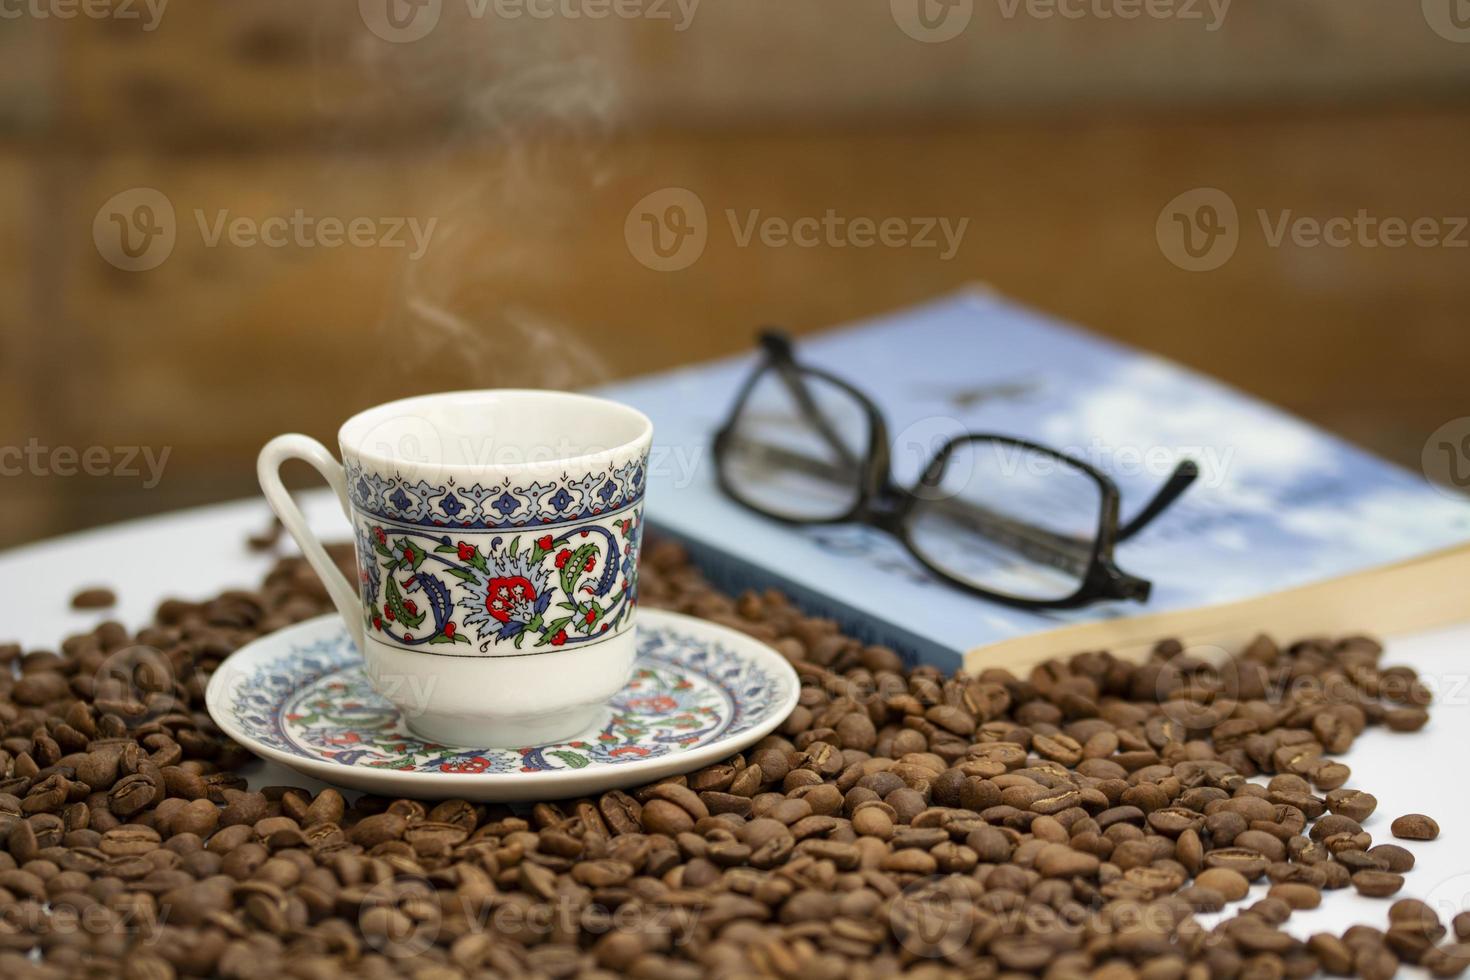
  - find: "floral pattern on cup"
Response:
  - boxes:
[355,512,641,654]
[344,458,647,530]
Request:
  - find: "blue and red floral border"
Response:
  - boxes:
[344,459,647,531]
[222,618,795,775]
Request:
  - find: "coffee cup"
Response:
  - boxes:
[258,390,652,747]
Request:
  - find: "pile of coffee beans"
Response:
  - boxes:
[1,536,1465,979]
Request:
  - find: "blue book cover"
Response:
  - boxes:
[599,288,1470,667]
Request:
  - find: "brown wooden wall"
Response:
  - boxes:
[3,1,1469,548]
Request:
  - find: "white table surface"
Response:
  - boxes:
[3,492,1467,970]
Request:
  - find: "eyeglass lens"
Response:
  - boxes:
[720,367,871,521]
[907,440,1104,603]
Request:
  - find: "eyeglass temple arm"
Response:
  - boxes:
[758,329,864,472]
[1117,460,1199,542]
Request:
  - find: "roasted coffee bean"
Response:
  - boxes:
[71,587,117,609]
[1035,843,1100,878]
[107,774,158,817]
[99,826,161,856]
[172,799,220,838]
[0,537,1450,978]
[1423,943,1470,978]
[644,782,710,821]
[1203,848,1269,880]
[1032,732,1083,766]
[1369,843,1415,873]
[1268,882,1322,910]
[640,799,696,835]
[1391,813,1440,840]
[1310,761,1351,790]
[598,790,641,834]
[1324,788,1377,822]
[1355,942,1399,980]
[303,789,345,827]
[1351,870,1406,898]
[1308,932,1355,974]
[219,791,268,828]
[1388,898,1446,941]
[1384,707,1430,732]
[347,812,406,847]
[851,804,893,839]
[1320,859,1352,890]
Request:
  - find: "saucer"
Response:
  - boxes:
[205,609,800,801]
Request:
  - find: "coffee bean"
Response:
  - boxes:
[1368,843,1415,873]
[22,773,73,815]
[1032,732,1083,766]
[644,782,709,821]
[1325,788,1377,822]
[347,812,406,847]
[71,587,117,609]
[99,826,161,856]
[1195,867,1250,901]
[0,868,46,901]
[1354,942,1398,980]
[0,538,1450,978]
[1268,882,1321,910]
[172,799,220,838]
[1310,761,1351,791]
[1035,843,1099,878]
[1388,898,1445,942]
[303,789,345,828]
[793,782,843,816]
[75,751,121,792]
[1320,860,1352,890]
[1391,813,1440,840]
[598,790,641,834]
[1351,870,1405,898]
[1203,848,1269,880]
[925,705,975,737]
[570,858,633,888]
[1308,933,1355,974]
[834,712,877,751]
[851,805,893,839]
[640,799,696,836]
[1378,936,1428,975]
[699,791,753,818]
[880,848,936,875]
[107,774,157,818]
[219,791,268,828]
[1384,707,1429,732]
[1422,943,1470,978]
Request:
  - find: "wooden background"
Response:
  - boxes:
[3,1,1469,548]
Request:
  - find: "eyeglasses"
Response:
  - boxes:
[712,331,1199,610]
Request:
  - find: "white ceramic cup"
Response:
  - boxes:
[257,390,653,747]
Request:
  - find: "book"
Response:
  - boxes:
[598,288,1470,669]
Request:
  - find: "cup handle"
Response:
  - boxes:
[257,434,366,652]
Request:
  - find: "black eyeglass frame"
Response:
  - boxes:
[711,331,1200,610]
